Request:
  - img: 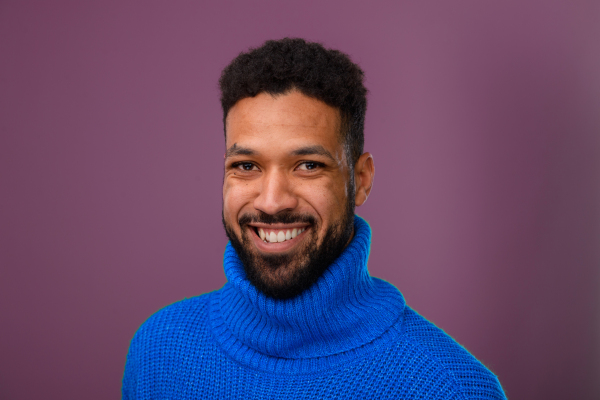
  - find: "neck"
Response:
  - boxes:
[210,216,405,362]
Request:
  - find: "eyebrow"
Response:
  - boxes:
[225,144,257,158]
[290,145,336,162]
[225,143,336,162]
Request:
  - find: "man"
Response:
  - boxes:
[123,38,506,399]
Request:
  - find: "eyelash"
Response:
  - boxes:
[230,161,325,172]
[297,161,324,171]
[231,162,257,171]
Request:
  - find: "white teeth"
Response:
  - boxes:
[260,227,308,243]
[277,231,285,242]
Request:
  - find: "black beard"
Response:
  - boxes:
[222,192,355,300]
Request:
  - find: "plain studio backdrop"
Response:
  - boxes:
[1,1,599,399]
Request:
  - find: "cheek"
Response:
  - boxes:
[223,179,256,221]
[297,180,347,222]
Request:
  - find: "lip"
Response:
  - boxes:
[248,224,311,253]
[247,222,311,230]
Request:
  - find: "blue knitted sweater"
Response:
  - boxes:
[123,216,506,399]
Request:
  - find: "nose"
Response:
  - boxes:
[253,169,298,215]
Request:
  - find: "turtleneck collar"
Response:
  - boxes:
[209,216,405,370]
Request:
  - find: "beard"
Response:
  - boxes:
[222,188,355,300]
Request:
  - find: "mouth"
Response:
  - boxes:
[247,223,311,251]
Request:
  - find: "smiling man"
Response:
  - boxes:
[122,38,506,399]
[222,89,368,300]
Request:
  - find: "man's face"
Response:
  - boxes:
[222,90,355,299]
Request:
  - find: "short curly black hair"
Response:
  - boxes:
[219,38,367,166]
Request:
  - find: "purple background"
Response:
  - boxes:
[1,1,599,399]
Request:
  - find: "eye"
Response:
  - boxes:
[232,162,259,171]
[297,161,323,171]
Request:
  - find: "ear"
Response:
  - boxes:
[353,152,375,207]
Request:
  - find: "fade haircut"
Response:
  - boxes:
[219,38,367,167]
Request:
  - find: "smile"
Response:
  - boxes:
[258,227,306,243]
[248,224,310,246]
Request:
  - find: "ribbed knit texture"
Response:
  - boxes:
[123,216,506,399]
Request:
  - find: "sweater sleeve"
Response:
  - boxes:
[122,328,141,400]
[400,308,507,400]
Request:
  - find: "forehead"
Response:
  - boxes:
[225,91,341,148]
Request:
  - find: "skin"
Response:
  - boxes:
[222,89,375,289]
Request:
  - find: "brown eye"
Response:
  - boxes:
[231,162,259,172]
[297,161,323,171]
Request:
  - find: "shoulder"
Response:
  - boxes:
[122,292,218,398]
[395,306,506,399]
[128,292,215,355]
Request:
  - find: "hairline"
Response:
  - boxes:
[223,88,355,170]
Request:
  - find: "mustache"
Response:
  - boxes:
[238,211,316,226]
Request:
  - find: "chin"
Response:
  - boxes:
[222,209,355,300]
